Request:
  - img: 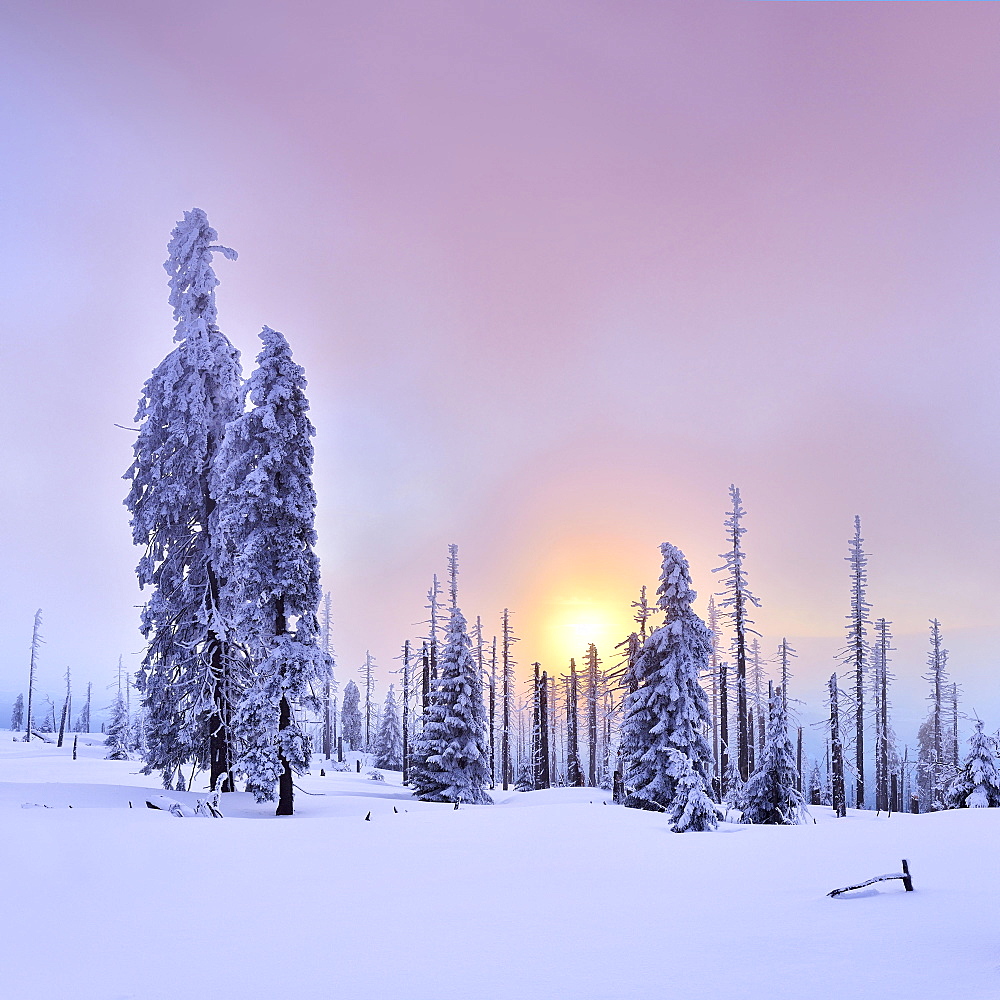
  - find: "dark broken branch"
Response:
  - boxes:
[828,859,914,897]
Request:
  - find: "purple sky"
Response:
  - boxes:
[2,2,999,741]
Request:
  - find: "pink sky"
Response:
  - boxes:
[2,2,999,738]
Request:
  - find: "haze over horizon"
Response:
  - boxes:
[2,1,999,746]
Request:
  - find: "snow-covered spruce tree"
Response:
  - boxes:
[713,486,761,782]
[410,604,492,805]
[620,542,715,812]
[373,685,403,771]
[125,209,242,792]
[11,693,24,732]
[741,686,806,825]
[666,749,722,832]
[946,720,1000,808]
[341,680,363,751]
[105,691,130,760]
[216,326,327,816]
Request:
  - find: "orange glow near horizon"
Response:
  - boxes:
[502,528,658,676]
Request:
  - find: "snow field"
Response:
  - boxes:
[0,734,996,1000]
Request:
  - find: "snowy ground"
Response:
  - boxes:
[1,732,996,1000]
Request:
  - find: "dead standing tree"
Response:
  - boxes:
[713,485,761,783]
[829,672,847,818]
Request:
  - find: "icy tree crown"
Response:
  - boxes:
[164,207,237,338]
[656,542,697,614]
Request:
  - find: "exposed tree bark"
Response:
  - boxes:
[566,659,583,787]
[585,644,600,787]
[829,673,847,818]
[275,599,293,816]
[402,640,410,785]
[719,661,729,797]
[538,667,550,789]
[501,609,515,791]
[489,636,497,788]
[796,726,803,793]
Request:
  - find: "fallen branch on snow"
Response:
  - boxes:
[828,859,913,897]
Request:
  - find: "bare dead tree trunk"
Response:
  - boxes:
[719,662,729,796]
[829,673,847,818]
[539,669,551,789]
[402,640,410,785]
[24,609,42,743]
[501,609,514,791]
[489,636,497,788]
[796,726,803,792]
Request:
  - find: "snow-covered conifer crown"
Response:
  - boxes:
[656,542,696,613]
[164,208,238,339]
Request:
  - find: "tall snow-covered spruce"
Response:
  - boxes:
[125,209,242,791]
[620,542,716,820]
[216,326,328,816]
[409,548,492,805]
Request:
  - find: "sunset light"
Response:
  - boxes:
[5,4,1000,997]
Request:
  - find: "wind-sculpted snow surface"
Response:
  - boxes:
[0,732,997,1000]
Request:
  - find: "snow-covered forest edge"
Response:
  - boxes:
[4,208,999,998]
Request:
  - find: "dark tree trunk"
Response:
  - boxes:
[567,660,583,787]
[208,633,234,793]
[747,709,755,775]
[402,640,410,785]
[57,702,67,748]
[736,641,748,782]
[501,610,512,791]
[719,662,729,796]
[322,678,332,759]
[276,694,294,815]
[274,602,293,816]
[531,663,541,789]
[829,673,847,819]
[489,637,496,788]
[421,642,430,714]
[587,648,598,787]
[796,726,803,792]
[538,669,550,789]
[855,655,865,809]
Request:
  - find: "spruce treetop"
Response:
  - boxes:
[656,542,697,615]
[164,208,237,337]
